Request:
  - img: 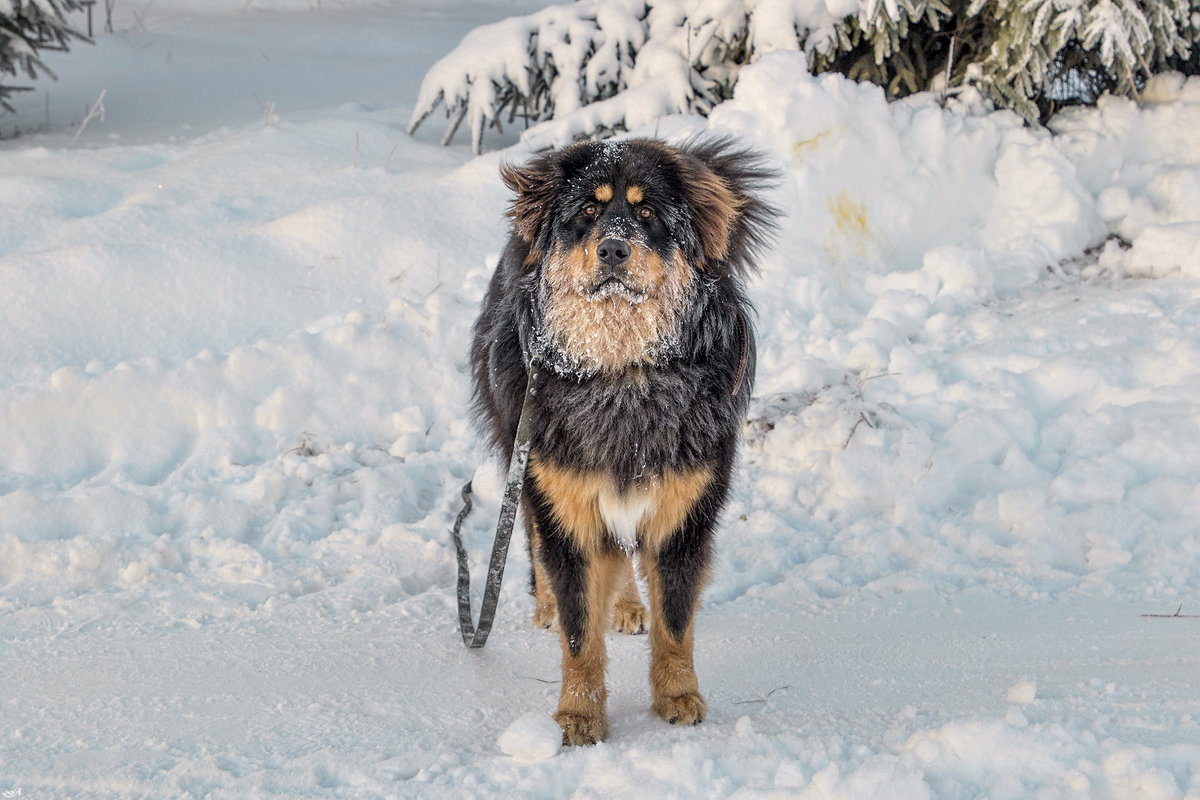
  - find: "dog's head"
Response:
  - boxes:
[501,138,777,376]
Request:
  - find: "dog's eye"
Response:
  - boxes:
[582,203,599,218]
[637,206,654,220]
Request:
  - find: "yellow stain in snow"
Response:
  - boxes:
[821,191,893,284]
[828,192,869,238]
[792,126,843,162]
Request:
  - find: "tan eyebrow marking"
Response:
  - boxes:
[594,184,614,203]
[626,185,645,205]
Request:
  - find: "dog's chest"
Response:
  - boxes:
[597,486,653,553]
[528,455,713,554]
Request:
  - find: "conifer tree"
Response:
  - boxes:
[409,0,1200,152]
[1,0,89,114]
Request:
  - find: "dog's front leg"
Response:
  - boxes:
[639,542,709,725]
[638,465,720,726]
[526,462,621,745]
[550,545,624,745]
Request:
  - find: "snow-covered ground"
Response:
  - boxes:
[2,3,1199,798]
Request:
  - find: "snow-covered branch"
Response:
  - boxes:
[1,0,90,114]
[409,0,1199,153]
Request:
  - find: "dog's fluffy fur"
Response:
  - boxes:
[470,137,778,745]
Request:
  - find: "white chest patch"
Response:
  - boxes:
[597,486,652,553]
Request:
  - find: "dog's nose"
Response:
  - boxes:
[597,237,631,268]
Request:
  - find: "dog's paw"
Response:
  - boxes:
[531,602,559,632]
[652,692,707,726]
[554,711,608,746]
[611,600,647,634]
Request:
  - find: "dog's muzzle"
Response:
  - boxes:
[585,237,646,299]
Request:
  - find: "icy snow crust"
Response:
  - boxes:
[2,9,1200,799]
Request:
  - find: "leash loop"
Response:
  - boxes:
[450,365,539,649]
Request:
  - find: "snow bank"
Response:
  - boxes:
[1054,73,1200,279]
[0,91,507,627]
[0,304,474,616]
[699,56,1200,605]
[9,55,1200,627]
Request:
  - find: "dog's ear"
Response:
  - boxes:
[500,156,560,259]
[676,138,780,277]
[677,160,743,266]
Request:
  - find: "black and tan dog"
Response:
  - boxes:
[470,137,777,745]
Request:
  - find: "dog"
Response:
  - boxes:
[470,137,778,745]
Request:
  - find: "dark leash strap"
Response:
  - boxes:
[449,365,540,648]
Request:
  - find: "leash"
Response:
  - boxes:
[449,364,540,649]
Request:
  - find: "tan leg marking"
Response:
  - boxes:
[554,550,623,745]
[610,555,647,634]
[529,519,558,631]
[640,549,708,725]
[637,466,714,726]
[527,454,617,745]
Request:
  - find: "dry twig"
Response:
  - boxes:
[1141,604,1200,619]
[732,685,790,705]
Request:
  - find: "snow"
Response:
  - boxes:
[498,713,564,762]
[1005,681,1037,704]
[2,4,1200,799]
